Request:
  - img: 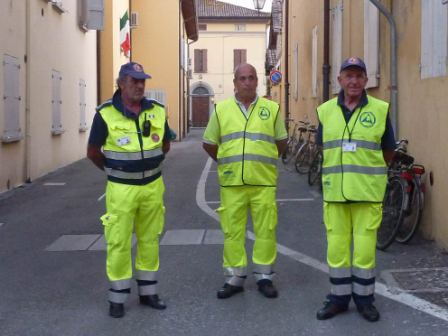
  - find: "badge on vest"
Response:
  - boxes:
[116,136,131,146]
[342,141,357,152]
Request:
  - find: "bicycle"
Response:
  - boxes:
[376,139,426,250]
[294,124,318,174]
[308,145,322,187]
[281,119,308,165]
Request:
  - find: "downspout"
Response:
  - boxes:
[96,31,101,105]
[369,0,398,136]
[284,0,290,122]
[178,1,182,140]
[322,0,330,102]
[24,0,31,183]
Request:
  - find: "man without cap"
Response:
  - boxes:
[87,62,172,318]
[202,63,288,299]
[315,57,396,322]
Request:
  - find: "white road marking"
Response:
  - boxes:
[197,157,448,322]
[43,182,66,186]
[97,193,106,202]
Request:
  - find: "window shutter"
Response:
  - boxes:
[203,50,207,73]
[364,0,379,88]
[51,70,64,135]
[78,0,104,31]
[194,49,200,72]
[2,54,22,143]
[331,0,343,94]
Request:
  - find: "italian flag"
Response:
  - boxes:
[120,11,131,57]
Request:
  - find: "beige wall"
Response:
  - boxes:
[190,20,268,109]
[286,0,448,248]
[131,0,182,138]
[0,0,97,192]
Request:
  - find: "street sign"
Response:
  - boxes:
[269,70,282,85]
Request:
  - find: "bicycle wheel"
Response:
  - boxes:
[308,151,322,186]
[395,177,423,243]
[376,177,407,251]
[295,144,311,174]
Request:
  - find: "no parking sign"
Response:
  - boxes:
[269,70,282,85]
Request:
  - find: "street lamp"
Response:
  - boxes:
[253,0,266,13]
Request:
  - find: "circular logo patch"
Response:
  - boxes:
[133,63,143,72]
[359,111,376,128]
[258,107,270,120]
[151,133,160,142]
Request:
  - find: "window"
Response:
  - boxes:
[198,23,207,31]
[2,54,22,143]
[194,49,207,73]
[421,0,448,79]
[364,0,379,88]
[234,49,247,69]
[312,25,318,98]
[51,70,64,135]
[331,0,343,94]
[78,0,104,31]
[235,24,246,31]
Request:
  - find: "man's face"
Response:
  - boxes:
[338,67,368,98]
[234,65,258,99]
[119,76,146,103]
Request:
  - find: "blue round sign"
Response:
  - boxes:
[270,70,282,85]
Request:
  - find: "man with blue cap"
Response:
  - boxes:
[315,57,396,322]
[87,62,172,318]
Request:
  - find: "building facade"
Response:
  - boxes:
[268,0,448,248]
[189,0,270,127]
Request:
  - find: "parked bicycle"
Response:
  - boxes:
[376,139,426,251]
[294,124,318,174]
[308,145,322,187]
[281,119,308,165]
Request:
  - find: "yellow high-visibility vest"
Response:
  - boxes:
[317,95,388,202]
[215,97,279,186]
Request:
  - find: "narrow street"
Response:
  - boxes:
[1,129,447,335]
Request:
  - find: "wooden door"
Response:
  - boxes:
[192,96,210,127]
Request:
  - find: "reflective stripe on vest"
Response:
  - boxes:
[103,148,163,161]
[317,95,388,202]
[215,97,279,186]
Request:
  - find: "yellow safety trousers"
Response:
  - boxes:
[323,202,382,270]
[217,186,278,268]
[101,177,165,282]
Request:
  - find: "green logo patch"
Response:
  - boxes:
[258,107,270,120]
[359,111,376,128]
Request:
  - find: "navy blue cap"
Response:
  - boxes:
[340,57,367,73]
[119,62,151,79]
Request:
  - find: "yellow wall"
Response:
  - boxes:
[287,0,448,248]
[190,20,268,106]
[131,0,182,138]
[0,0,97,191]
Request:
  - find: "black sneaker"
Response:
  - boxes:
[109,302,125,318]
[357,304,380,322]
[217,283,244,299]
[257,280,278,298]
[316,300,348,320]
[139,295,167,310]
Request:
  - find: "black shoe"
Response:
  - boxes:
[217,283,244,299]
[316,300,348,320]
[357,304,380,322]
[139,295,167,310]
[257,280,278,298]
[109,302,125,318]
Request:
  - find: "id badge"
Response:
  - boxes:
[342,141,357,152]
[116,136,131,146]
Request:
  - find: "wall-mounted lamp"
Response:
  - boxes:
[253,0,267,13]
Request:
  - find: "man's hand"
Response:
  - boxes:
[87,144,105,171]
[203,143,218,162]
[276,139,288,158]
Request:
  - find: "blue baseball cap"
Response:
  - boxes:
[340,57,367,73]
[119,62,151,79]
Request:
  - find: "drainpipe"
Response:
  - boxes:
[24,0,31,183]
[369,0,398,136]
[284,0,290,122]
[322,0,330,102]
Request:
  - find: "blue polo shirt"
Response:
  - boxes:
[316,90,395,150]
[88,89,171,147]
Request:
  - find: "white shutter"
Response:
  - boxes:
[79,79,88,132]
[312,25,318,98]
[421,0,448,79]
[51,70,64,135]
[79,0,104,31]
[331,0,343,94]
[364,0,379,88]
[2,54,22,143]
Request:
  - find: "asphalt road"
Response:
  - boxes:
[1,128,447,335]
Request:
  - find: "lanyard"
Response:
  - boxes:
[343,106,363,142]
